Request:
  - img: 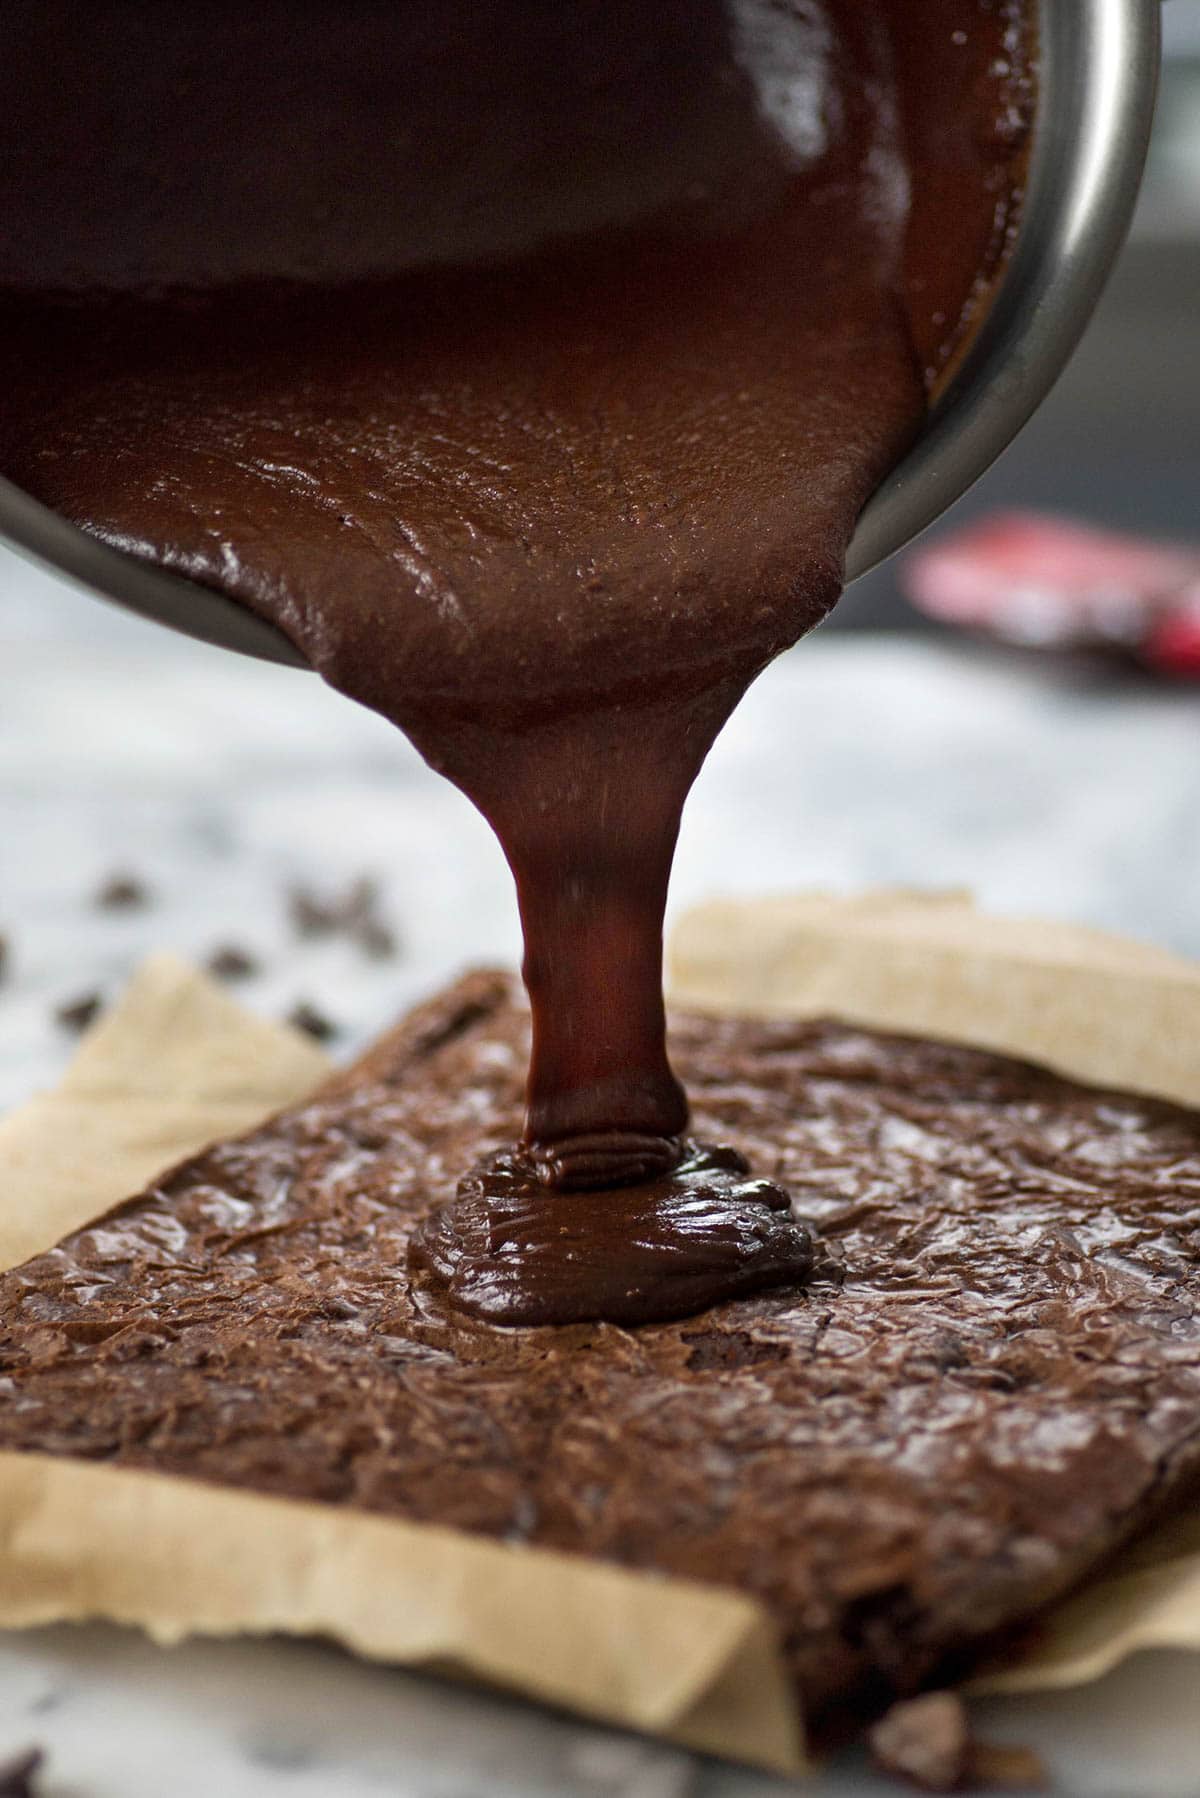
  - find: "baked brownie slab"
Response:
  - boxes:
[2,969,1199,1732]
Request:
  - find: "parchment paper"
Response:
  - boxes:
[0,902,1198,1770]
[0,953,329,1271]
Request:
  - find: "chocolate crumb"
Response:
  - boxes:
[287,876,398,959]
[287,1000,339,1043]
[0,1746,44,1797]
[95,872,150,910]
[869,1693,969,1792]
[870,1694,1048,1793]
[54,992,103,1034]
[206,944,260,982]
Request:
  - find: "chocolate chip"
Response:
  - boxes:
[356,916,398,960]
[206,944,259,982]
[288,887,333,938]
[869,1692,969,1792]
[287,877,370,938]
[55,992,103,1033]
[869,1694,1046,1793]
[287,876,398,959]
[0,1746,44,1797]
[95,872,150,910]
[287,1001,339,1043]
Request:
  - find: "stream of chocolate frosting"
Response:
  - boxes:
[0,1,1031,1323]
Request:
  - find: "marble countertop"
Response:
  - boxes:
[2,546,1200,1796]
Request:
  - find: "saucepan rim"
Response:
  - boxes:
[846,0,1161,581]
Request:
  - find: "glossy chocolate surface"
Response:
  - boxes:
[410,1139,814,1326]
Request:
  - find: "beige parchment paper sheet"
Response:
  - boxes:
[1,904,1199,1768]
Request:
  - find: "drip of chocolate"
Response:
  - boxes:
[0,0,1031,1323]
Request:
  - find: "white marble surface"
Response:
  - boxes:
[3,545,1200,1794]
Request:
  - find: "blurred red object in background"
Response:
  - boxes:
[902,512,1200,676]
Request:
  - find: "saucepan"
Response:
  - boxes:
[0,0,1162,667]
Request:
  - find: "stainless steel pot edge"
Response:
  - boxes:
[0,469,308,666]
[845,0,1162,582]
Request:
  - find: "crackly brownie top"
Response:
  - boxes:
[2,969,1199,1728]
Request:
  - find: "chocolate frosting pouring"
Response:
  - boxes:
[0,0,1032,1322]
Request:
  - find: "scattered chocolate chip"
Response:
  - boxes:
[287,1001,339,1043]
[869,1693,969,1792]
[288,888,331,938]
[0,1745,44,1797]
[95,872,150,910]
[287,877,366,938]
[206,944,260,982]
[287,876,398,959]
[869,1694,1047,1793]
[55,992,103,1034]
[356,916,398,960]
